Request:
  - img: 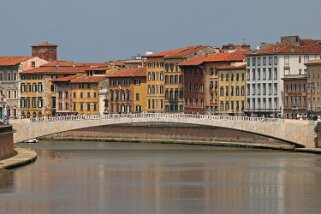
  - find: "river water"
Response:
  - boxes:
[1,141,321,214]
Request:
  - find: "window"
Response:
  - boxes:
[252,69,255,80]
[165,75,169,84]
[32,97,36,108]
[257,68,260,80]
[252,57,256,66]
[136,93,140,101]
[241,86,244,96]
[263,68,266,80]
[274,56,278,65]
[263,57,266,65]
[235,86,240,96]
[160,85,164,94]
[87,103,91,111]
[268,68,272,80]
[247,69,250,81]
[284,56,289,67]
[73,92,76,98]
[80,92,83,98]
[80,103,84,111]
[31,61,36,67]
[87,92,90,98]
[220,87,224,96]
[94,92,97,98]
[274,83,277,95]
[135,79,141,85]
[160,73,164,81]
[274,68,277,80]
[304,55,309,63]
[148,72,151,81]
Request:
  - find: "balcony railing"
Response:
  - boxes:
[30,113,282,123]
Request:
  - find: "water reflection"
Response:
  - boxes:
[0,141,321,214]
[0,170,14,194]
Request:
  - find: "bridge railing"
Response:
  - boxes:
[29,113,282,123]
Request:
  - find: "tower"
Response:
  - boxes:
[31,41,57,61]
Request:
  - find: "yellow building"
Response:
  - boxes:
[107,67,147,113]
[217,64,246,115]
[146,45,218,113]
[20,62,87,117]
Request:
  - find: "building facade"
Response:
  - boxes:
[217,64,247,115]
[107,67,147,113]
[146,46,219,113]
[0,56,48,118]
[283,75,307,119]
[179,51,247,114]
[20,64,87,117]
[245,35,321,117]
[306,60,321,117]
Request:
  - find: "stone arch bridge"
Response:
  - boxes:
[10,113,318,148]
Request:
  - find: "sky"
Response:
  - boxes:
[0,0,321,62]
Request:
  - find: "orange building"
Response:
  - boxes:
[54,75,108,115]
[146,45,219,113]
[20,61,88,117]
[107,67,147,113]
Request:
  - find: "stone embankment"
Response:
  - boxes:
[0,125,37,169]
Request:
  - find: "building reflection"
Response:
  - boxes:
[0,170,14,194]
[1,147,321,213]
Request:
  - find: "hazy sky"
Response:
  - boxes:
[0,0,320,62]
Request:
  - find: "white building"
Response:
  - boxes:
[0,56,48,118]
[245,36,321,117]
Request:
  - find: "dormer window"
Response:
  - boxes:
[31,61,36,67]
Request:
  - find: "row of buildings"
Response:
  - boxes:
[1,35,321,119]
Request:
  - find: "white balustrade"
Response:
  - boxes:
[28,113,283,124]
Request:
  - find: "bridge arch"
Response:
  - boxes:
[10,113,317,148]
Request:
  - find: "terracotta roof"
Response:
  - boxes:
[21,66,87,74]
[107,67,146,78]
[147,45,211,58]
[53,74,83,82]
[0,56,33,66]
[40,61,81,67]
[32,41,57,47]
[179,50,248,66]
[85,67,109,71]
[249,40,321,56]
[70,75,107,83]
[216,63,247,70]
[305,59,321,65]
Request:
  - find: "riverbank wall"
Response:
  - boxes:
[0,126,15,160]
[42,122,296,149]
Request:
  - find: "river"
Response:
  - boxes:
[1,140,321,214]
